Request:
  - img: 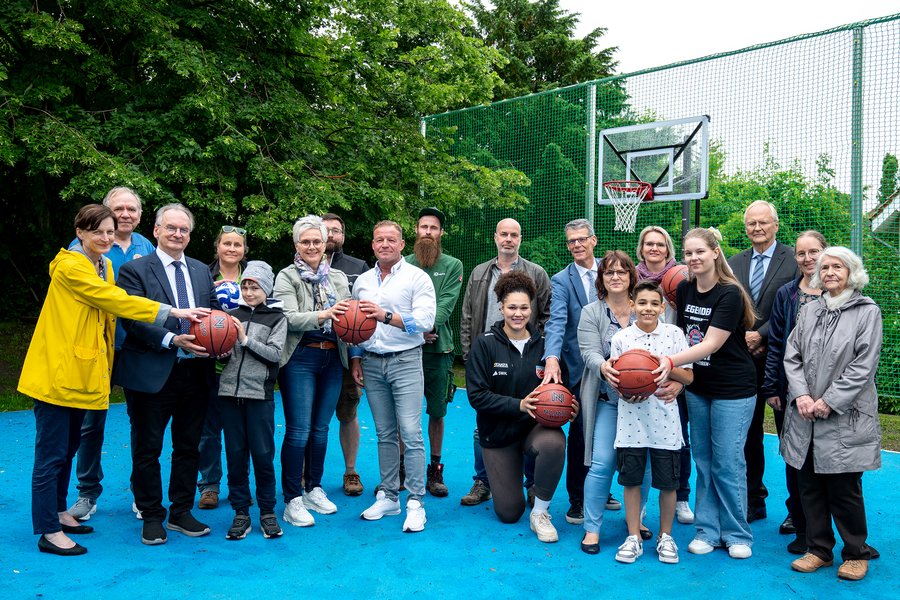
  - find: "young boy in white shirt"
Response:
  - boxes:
[608,281,693,564]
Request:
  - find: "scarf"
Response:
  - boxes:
[294,254,336,332]
[637,258,676,283]
[823,288,854,311]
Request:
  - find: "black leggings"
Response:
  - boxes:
[482,426,566,524]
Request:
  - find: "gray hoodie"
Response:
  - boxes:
[218,297,287,401]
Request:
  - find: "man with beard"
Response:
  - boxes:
[405,208,463,497]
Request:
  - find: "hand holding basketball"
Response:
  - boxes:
[529,383,576,428]
[323,299,351,323]
[231,315,247,344]
[333,300,377,345]
[170,307,211,323]
[612,349,661,401]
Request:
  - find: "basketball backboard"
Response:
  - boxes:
[598,115,710,204]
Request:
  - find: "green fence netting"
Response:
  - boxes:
[423,14,900,411]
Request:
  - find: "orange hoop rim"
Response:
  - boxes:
[603,180,654,201]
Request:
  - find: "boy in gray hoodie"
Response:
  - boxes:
[219,261,287,540]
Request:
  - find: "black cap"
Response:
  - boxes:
[418,207,446,228]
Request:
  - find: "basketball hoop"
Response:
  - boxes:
[603,180,654,232]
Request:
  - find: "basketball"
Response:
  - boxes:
[190,309,239,355]
[332,299,377,345]
[661,264,690,308]
[613,349,660,402]
[531,383,575,428]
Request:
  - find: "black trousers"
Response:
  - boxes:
[127,360,209,523]
[798,445,875,562]
[773,405,805,532]
[220,397,277,514]
[743,355,768,510]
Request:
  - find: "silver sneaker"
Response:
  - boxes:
[402,499,427,533]
[675,500,695,524]
[657,533,679,564]
[361,490,401,521]
[283,496,315,527]
[529,511,558,543]
[615,534,643,563]
[303,487,337,514]
[68,497,97,521]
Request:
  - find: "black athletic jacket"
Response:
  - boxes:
[466,321,550,449]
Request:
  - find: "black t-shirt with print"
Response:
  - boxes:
[676,280,756,399]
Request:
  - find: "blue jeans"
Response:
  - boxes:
[197,379,223,494]
[278,345,343,502]
[686,391,755,547]
[74,408,106,500]
[32,400,85,534]
[361,347,426,503]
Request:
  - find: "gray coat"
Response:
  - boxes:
[273,265,351,368]
[577,300,613,466]
[781,292,882,474]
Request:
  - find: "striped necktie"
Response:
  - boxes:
[172,260,191,334]
[587,270,598,302]
[749,255,765,303]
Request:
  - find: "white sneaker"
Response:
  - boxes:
[132,501,143,521]
[68,497,97,521]
[675,501,695,524]
[688,538,716,554]
[529,511,558,543]
[657,533,679,564]
[402,499,427,533]
[303,487,337,514]
[728,544,753,559]
[283,496,315,527]
[361,490,401,521]
[615,534,643,563]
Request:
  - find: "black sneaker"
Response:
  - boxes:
[167,512,211,537]
[260,513,283,539]
[226,514,251,540]
[566,500,585,524]
[141,521,168,545]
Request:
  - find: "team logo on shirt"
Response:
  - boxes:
[686,324,711,366]
[535,365,545,379]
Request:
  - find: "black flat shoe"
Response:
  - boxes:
[640,527,653,541]
[779,515,796,535]
[38,535,87,556]
[60,523,94,535]
[581,535,600,555]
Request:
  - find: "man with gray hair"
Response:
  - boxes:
[68,187,156,521]
[729,200,798,525]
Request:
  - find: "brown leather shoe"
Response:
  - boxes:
[837,559,868,581]
[791,553,833,573]
[198,490,219,509]
[343,473,364,496]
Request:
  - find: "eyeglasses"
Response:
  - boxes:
[745,220,774,229]
[222,225,246,236]
[603,270,628,278]
[163,225,191,236]
[565,236,594,248]
[796,249,822,259]
[297,239,324,248]
[326,227,344,235]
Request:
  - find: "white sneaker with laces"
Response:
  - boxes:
[728,544,752,559]
[675,501,695,524]
[361,490,401,521]
[132,501,143,521]
[68,497,97,521]
[402,499,427,533]
[283,496,315,527]
[529,510,558,543]
[657,533,679,564]
[303,487,338,514]
[615,534,643,563]
[688,538,716,554]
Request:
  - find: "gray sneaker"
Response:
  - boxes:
[68,497,97,522]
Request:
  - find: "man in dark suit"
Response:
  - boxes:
[728,200,799,524]
[113,203,218,545]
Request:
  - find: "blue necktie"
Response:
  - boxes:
[749,255,765,303]
[587,271,598,302]
[172,260,190,334]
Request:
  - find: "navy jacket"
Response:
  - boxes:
[761,276,802,401]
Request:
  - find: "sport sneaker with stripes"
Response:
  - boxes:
[615,535,643,563]
[68,497,97,521]
[260,513,283,539]
[226,514,251,540]
[656,533,679,564]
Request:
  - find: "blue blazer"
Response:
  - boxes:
[542,260,598,392]
[112,252,217,394]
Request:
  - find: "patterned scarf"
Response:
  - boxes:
[294,253,336,332]
[637,258,676,283]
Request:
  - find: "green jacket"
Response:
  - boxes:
[405,252,463,354]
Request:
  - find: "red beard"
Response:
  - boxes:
[414,236,442,268]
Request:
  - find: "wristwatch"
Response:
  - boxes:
[383,311,393,324]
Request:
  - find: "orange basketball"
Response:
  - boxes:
[661,264,690,308]
[532,383,575,428]
[613,349,660,401]
[333,300,377,345]
[190,309,239,355]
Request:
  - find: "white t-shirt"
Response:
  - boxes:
[610,322,691,450]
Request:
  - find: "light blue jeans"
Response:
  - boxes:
[361,347,426,503]
[583,400,649,534]
[686,391,756,547]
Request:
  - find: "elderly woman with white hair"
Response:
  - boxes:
[274,215,351,528]
[781,246,882,581]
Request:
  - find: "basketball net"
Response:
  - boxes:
[603,181,653,232]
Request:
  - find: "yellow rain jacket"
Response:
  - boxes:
[18,249,167,410]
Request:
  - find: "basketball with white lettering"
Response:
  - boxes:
[190,309,239,355]
[532,383,575,428]
[661,264,689,308]
[333,300,377,345]
[613,349,660,402]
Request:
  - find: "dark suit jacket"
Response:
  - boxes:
[112,252,217,394]
[728,241,799,340]
[543,260,598,391]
